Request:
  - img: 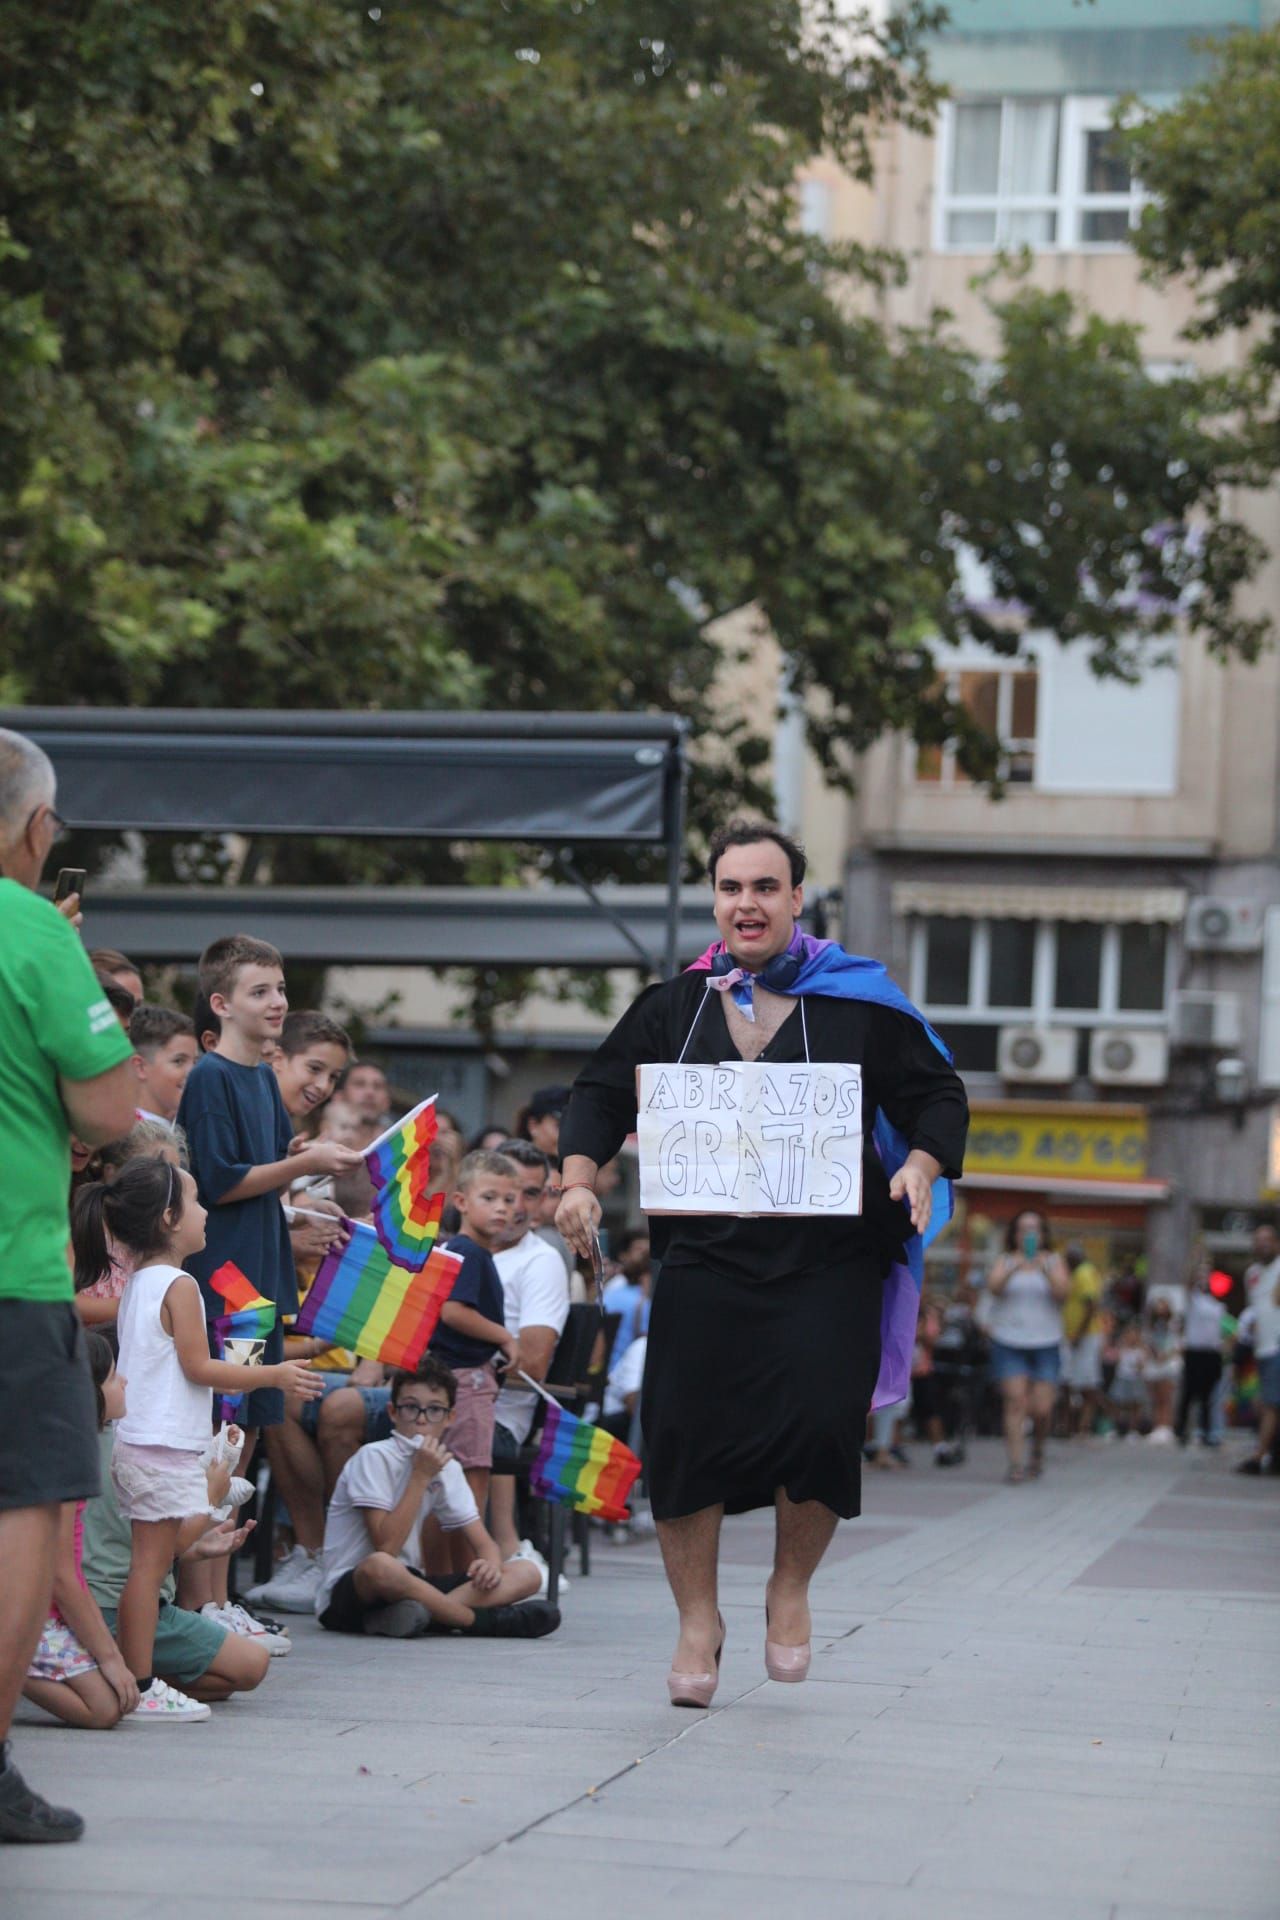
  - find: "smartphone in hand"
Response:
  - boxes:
[54,867,87,905]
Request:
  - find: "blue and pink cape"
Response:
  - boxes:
[687,930,954,1410]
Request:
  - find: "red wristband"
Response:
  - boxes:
[560,1182,596,1198]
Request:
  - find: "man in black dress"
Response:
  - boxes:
[557,820,967,1704]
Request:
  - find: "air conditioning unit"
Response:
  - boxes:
[998,1025,1077,1085]
[1090,1029,1170,1087]
[1184,898,1266,954]
[1170,990,1243,1051]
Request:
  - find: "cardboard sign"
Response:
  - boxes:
[638,1062,863,1216]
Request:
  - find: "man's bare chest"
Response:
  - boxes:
[722,988,796,1062]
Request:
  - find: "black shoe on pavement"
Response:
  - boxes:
[0,1744,85,1844]
[1235,1457,1263,1475]
[463,1600,562,1639]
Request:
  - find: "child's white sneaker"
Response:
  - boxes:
[513,1538,567,1599]
[247,1548,322,1614]
[127,1679,210,1724]
[200,1601,291,1655]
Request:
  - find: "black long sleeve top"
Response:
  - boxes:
[560,973,968,1286]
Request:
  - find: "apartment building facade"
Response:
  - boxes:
[794,0,1280,1288]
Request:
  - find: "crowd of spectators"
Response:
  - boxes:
[886,1212,1280,1482]
[0,725,650,1845]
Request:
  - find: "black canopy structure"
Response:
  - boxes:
[8,707,691,977]
[75,885,717,973]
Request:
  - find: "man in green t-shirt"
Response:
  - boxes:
[0,728,136,1846]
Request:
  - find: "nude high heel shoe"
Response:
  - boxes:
[667,1613,726,1709]
[765,1589,811,1684]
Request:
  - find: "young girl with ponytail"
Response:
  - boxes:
[72,1161,321,1720]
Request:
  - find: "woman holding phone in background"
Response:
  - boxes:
[985,1210,1070,1484]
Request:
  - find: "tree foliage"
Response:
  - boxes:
[1123,25,1280,437]
[0,0,1269,875]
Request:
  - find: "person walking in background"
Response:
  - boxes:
[1236,1233,1280,1475]
[1060,1242,1104,1439]
[0,729,137,1842]
[1143,1297,1181,1444]
[985,1210,1069,1484]
[1178,1261,1229,1449]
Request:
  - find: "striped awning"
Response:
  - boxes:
[891,883,1186,925]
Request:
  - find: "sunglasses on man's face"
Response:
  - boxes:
[394,1399,450,1424]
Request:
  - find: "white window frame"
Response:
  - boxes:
[907,917,1172,1028]
[913,662,1039,788]
[1062,96,1145,250]
[936,95,1145,255]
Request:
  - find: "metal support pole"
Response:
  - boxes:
[555,851,657,975]
[664,725,689,980]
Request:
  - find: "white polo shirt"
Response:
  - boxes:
[316,1434,478,1614]
[493,1230,570,1444]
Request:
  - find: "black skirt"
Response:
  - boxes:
[640,1257,884,1522]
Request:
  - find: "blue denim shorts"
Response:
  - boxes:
[300,1371,392,1440]
[1259,1351,1280,1409]
[989,1339,1062,1385]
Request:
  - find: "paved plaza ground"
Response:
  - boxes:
[4,1437,1279,1920]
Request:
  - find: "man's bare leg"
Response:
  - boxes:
[206,1425,258,1609]
[316,1390,368,1495]
[1029,1381,1056,1469]
[0,1505,60,1741]
[489,1474,520,1561]
[655,1504,723,1674]
[264,1396,326,1553]
[768,1490,838,1646]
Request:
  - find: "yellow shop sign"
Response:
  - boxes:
[966,1101,1149,1183]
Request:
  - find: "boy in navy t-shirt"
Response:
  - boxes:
[177,935,362,1619]
[431,1152,520,1534]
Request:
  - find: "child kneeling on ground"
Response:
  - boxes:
[83,1426,269,1714]
[316,1358,559,1640]
[22,1335,139,1731]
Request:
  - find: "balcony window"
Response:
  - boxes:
[909,916,1169,1035]
[1118,921,1167,1012]
[988,919,1036,1009]
[915,667,1038,786]
[924,916,973,1006]
[1054,922,1104,1010]
[939,96,1145,253]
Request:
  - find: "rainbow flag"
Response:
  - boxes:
[207,1262,276,1418]
[364,1095,446,1271]
[529,1401,641,1525]
[294,1219,462,1369]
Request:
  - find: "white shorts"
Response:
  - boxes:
[1060,1333,1103,1391]
[1145,1356,1182,1385]
[111,1439,210,1523]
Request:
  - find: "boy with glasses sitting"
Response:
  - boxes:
[315,1359,558,1639]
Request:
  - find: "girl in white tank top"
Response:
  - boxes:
[73,1160,322,1711]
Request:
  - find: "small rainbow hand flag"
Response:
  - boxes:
[364,1095,446,1271]
[529,1399,642,1525]
[207,1262,276,1418]
[295,1220,462,1370]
